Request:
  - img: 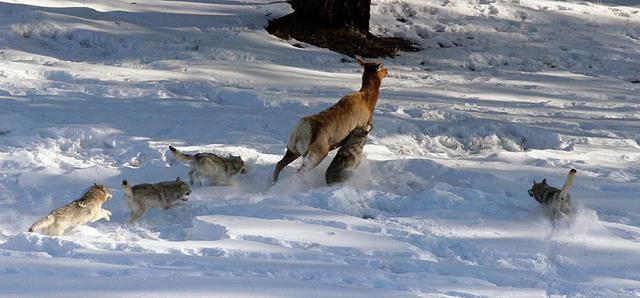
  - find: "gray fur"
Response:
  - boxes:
[325,124,371,185]
[169,146,247,186]
[122,177,191,223]
[528,169,576,220]
[28,184,112,236]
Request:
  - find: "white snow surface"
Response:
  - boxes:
[1,0,640,296]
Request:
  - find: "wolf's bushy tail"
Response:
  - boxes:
[121,180,134,198]
[559,169,577,199]
[169,146,195,162]
[28,215,54,233]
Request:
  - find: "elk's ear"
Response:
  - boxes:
[355,55,366,66]
[176,177,181,182]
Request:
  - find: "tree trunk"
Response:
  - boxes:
[266,0,416,57]
[289,0,371,33]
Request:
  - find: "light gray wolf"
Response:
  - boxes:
[272,56,387,183]
[122,177,191,223]
[528,169,576,220]
[325,124,371,185]
[169,146,247,186]
[28,184,112,236]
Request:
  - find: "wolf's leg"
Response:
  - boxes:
[129,210,145,223]
[272,149,300,183]
[157,192,174,210]
[29,215,55,233]
[189,169,196,186]
[129,203,146,223]
[92,208,111,222]
[47,223,66,236]
[196,173,206,186]
[216,173,231,186]
[192,171,204,186]
[164,201,179,209]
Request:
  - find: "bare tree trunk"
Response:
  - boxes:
[266,0,416,57]
[288,0,371,33]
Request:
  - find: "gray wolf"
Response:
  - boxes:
[169,146,247,186]
[325,124,371,185]
[28,184,112,236]
[122,177,191,223]
[528,169,576,220]
[272,56,388,183]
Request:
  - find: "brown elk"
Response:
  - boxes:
[272,56,388,183]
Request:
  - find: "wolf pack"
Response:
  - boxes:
[28,56,578,236]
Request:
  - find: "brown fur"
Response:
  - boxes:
[273,56,387,182]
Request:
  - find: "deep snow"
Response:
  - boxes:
[1,0,640,297]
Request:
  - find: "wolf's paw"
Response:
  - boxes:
[103,209,112,221]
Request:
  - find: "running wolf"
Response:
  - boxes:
[122,177,191,223]
[169,146,247,186]
[528,169,576,220]
[28,184,112,236]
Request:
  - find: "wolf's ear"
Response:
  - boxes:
[355,55,366,67]
[542,179,547,184]
[533,180,537,185]
[94,183,98,187]
[176,177,181,182]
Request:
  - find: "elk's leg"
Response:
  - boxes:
[298,146,328,173]
[272,148,300,183]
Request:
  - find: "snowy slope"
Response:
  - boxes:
[1,0,640,296]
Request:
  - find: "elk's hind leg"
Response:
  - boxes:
[298,145,328,174]
[272,148,300,183]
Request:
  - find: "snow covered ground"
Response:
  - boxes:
[1,0,640,296]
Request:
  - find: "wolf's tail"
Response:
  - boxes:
[28,215,54,233]
[121,180,134,199]
[558,169,577,199]
[169,146,195,162]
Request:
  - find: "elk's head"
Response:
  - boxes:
[356,55,388,82]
